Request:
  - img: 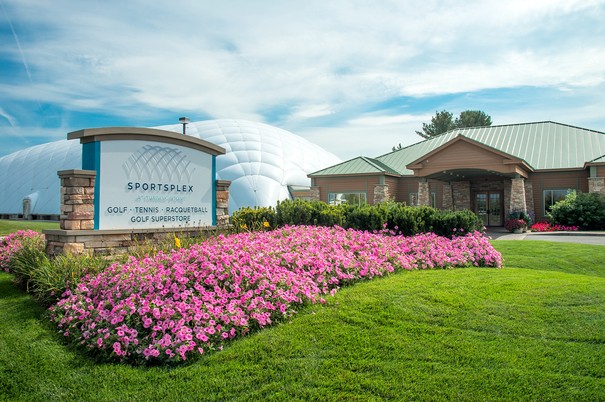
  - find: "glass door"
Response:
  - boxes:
[489,193,502,226]
[475,193,488,227]
[474,191,503,226]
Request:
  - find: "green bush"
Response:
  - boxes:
[436,210,484,237]
[233,199,484,237]
[549,191,605,230]
[275,199,349,227]
[231,206,277,232]
[346,203,390,232]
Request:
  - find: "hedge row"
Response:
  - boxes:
[231,199,483,237]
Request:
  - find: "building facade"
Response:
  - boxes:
[309,122,605,226]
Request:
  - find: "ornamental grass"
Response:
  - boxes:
[49,225,501,365]
[0,230,41,272]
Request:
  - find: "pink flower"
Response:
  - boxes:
[49,225,501,364]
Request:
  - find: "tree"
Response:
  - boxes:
[414,109,492,140]
[455,110,492,128]
[415,110,455,139]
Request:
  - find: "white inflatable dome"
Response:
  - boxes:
[155,119,341,211]
[0,139,82,217]
[0,119,341,217]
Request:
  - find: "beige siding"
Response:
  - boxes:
[411,140,529,177]
[385,177,399,202]
[528,170,589,221]
[312,176,381,203]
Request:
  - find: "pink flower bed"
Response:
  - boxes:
[530,222,579,232]
[49,226,502,364]
[0,230,42,272]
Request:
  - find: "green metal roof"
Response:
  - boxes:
[310,156,399,176]
[588,154,605,164]
[376,121,605,175]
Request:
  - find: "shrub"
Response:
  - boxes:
[504,219,526,232]
[275,199,349,227]
[346,203,390,232]
[549,191,605,230]
[509,210,532,227]
[231,206,277,232]
[433,210,484,238]
[259,200,484,237]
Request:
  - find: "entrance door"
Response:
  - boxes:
[474,191,503,226]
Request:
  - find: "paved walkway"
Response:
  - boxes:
[486,227,605,245]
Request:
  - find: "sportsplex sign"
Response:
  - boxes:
[69,127,225,230]
[98,141,213,229]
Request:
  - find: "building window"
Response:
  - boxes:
[543,189,570,214]
[409,192,437,207]
[328,192,367,206]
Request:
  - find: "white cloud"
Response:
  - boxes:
[0,107,17,127]
[299,112,429,160]
[1,0,605,158]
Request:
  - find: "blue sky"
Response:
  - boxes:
[1,0,604,160]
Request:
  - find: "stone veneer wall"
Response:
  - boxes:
[59,170,96,230]
[373,184,391,204]
[45,171,231,256]
[417,181,430,206]
[442,183,453,210]
[509,177,527,214]
[309,186,320,202]
[452,181,470,211]
[588,177,605,194]
[215,180,231,227]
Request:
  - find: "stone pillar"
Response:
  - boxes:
[309,186,320,202]
[452,181,471,210]
[58,170,96,231]
[509,177,527,214]
[588,177,605,194]
[373,184,390,204]
[215,180,231,227]
[442,182,453,210]
[418,181,430,206]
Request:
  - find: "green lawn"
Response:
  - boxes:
[0,219,59,236]
[0,241,604,401]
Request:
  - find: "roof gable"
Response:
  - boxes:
[376,121,605,175]
[309,156,399,176]
[406,135,532,177]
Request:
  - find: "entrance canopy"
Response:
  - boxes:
[406,135,533,179]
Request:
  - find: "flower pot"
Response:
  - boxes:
[512,228,523,234]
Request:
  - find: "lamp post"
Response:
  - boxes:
[179,117,190,134]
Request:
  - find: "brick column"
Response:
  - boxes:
[442,182,453,210]
[452,181,470,210]
[509,177,527,214]
[588,177,605,194]
[215,180,231,227]
[58,170,96,230]
[418,181,430,206]
[373,184,390,204]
